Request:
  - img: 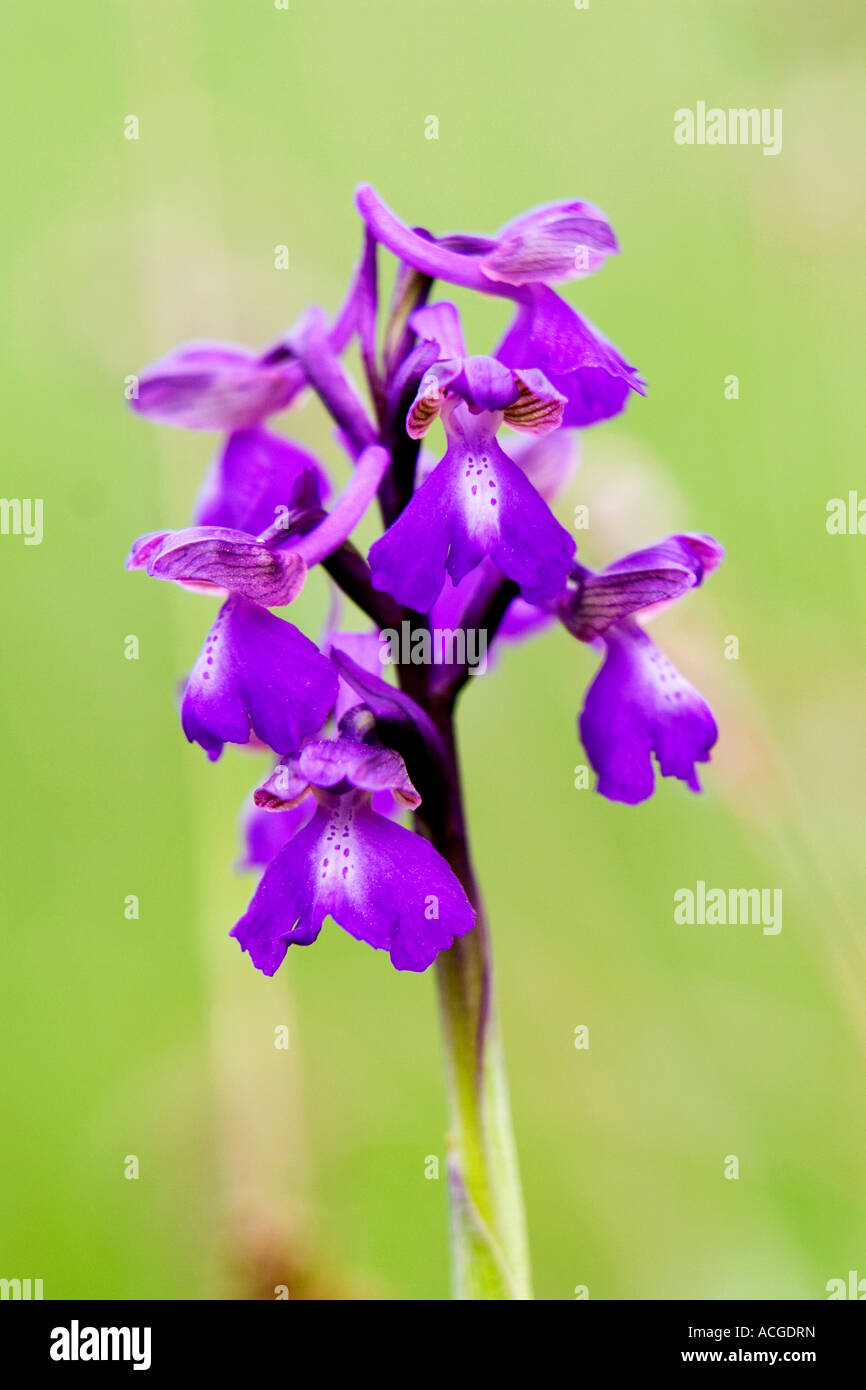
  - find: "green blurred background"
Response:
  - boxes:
[2,0,865,1300]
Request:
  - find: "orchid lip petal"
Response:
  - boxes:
[231,794,475,974]
[579,621,718,804]
[180,597,337,761]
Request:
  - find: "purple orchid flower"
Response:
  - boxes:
[128,445,390,760]
[232,730,475,973]
[557,533,724,803]
[127,184,725,1299]
[355,184,645,427]
[368,302,575,611]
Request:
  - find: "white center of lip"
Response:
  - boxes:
[459,448,500,541]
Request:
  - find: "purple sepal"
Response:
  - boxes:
[128,526,308,606]
[261,736,421,809]
[130,343,303,431]
[194,428,330,537]
[560,534,724,641]
[479,200,619,285]
[125,531,170,571]
[405,303,566,438]
[497,285,645,427]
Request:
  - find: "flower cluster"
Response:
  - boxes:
[127,186,723,974]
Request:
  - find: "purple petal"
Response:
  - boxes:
[452,356,520,413]
[406,361,462,438]
[479,200,619,285]
[181,597,337,761]
[602,532,724,586]
[231,797,476,974]
[579,622,718,804]
[501,369,566,435]
[497,286,645,427]
[194,428,330,537]
[254,759,312,809]
[294,738,421,807]
[408,301,467,360]
[131,343,302,431]
[356,185,615,298]
[369,407,575,609]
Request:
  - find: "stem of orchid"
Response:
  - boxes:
[420,707,532,1300]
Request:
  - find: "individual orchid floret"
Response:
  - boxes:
[232,729,476,973]
[368,303,574,611]
[558,533,724,804]
[130,341,306,431]
[356,185,643,426]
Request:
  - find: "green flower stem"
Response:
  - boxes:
[417,707,532,1300]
